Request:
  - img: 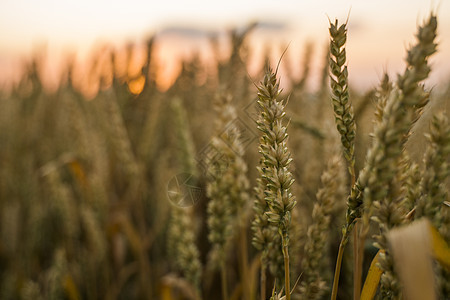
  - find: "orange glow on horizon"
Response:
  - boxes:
[2,30,450,98]
[1,0,450,94]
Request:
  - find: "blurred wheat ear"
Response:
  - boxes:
[205,93,251,300]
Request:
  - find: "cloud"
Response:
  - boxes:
[157,26,218,39]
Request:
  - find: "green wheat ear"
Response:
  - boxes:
[329,18,356,181]
[344,14,438,236]
[360,14,438,298]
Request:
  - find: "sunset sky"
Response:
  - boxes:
[0,0,449,91]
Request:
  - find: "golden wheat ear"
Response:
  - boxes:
[252,68,296,300]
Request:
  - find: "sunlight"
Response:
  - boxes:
[0,0,449,91]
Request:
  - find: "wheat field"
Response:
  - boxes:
[0,10,449,300]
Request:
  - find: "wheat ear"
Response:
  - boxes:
[254,68,296,300]
[359,14,437,298]
[206,94,250,300]
[299,154,345,300]
[416,113,450,225]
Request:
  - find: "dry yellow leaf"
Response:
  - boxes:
[360,250,382,300]
[429,222,450,269]
[360,219,450,300]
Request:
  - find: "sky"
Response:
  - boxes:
[0,0,449,91]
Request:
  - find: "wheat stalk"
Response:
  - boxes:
[299,154,345,299]
[345,14,437,235]
[206,94,250,300]
[359,14,438,297]
[328,17,358,300]
[331,14,438,299]
[167,97,202,299]
[253,68,296,300]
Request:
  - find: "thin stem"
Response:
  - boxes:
[350,161,359,300]
[353,220,361,300]
[239,226,251,300]
[281,233,291,300]
[356,221,369,300]
[261,261,266,300]
[331,234,347,300]
[221,260,228,300]
[350,166,356,188]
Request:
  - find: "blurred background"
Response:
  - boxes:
[1,0,450,93]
